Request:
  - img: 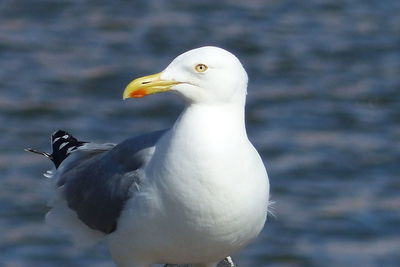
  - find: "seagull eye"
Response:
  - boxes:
[194,64,208,73]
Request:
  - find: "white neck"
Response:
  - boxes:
[174,102,247,141]
[147,102,251,184]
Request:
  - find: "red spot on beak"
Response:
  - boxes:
[130,88,147,98]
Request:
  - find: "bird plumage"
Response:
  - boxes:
[27,46,269,267]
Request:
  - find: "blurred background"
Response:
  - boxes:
[0,0,399,266]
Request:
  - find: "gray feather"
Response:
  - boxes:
[57,130,167,234]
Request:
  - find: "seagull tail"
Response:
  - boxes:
[25,130,87,169]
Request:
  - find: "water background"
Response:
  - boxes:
[0,0,399,266]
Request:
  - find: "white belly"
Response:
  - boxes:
[108,106,270,265]
[109,153,269,265]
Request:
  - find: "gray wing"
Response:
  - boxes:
[57,130,167,234]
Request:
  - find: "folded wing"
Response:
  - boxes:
[46,130,166,236]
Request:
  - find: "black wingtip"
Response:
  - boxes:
[24,148,52,158]
[26,130,87,168]
[50,130,87,168]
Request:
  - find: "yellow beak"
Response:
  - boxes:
[123,72,180,99]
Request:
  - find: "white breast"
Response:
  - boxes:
[108,104,269,265]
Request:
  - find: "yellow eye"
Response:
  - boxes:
[194,64,208,73]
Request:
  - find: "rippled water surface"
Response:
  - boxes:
[1,1,399,266]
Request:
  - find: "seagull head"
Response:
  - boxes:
[123,46,248,105]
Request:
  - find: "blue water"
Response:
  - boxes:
[1,1,399,266]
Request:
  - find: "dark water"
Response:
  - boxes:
[1,1,399,266]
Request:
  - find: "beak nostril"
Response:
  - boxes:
[123,72,176,99]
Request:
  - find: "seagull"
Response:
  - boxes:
[27,46,270,267]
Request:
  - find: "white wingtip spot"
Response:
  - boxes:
[226,256,235,266]
[43,170,54,178]
[66,146,75,154]
[59,142,69,150]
